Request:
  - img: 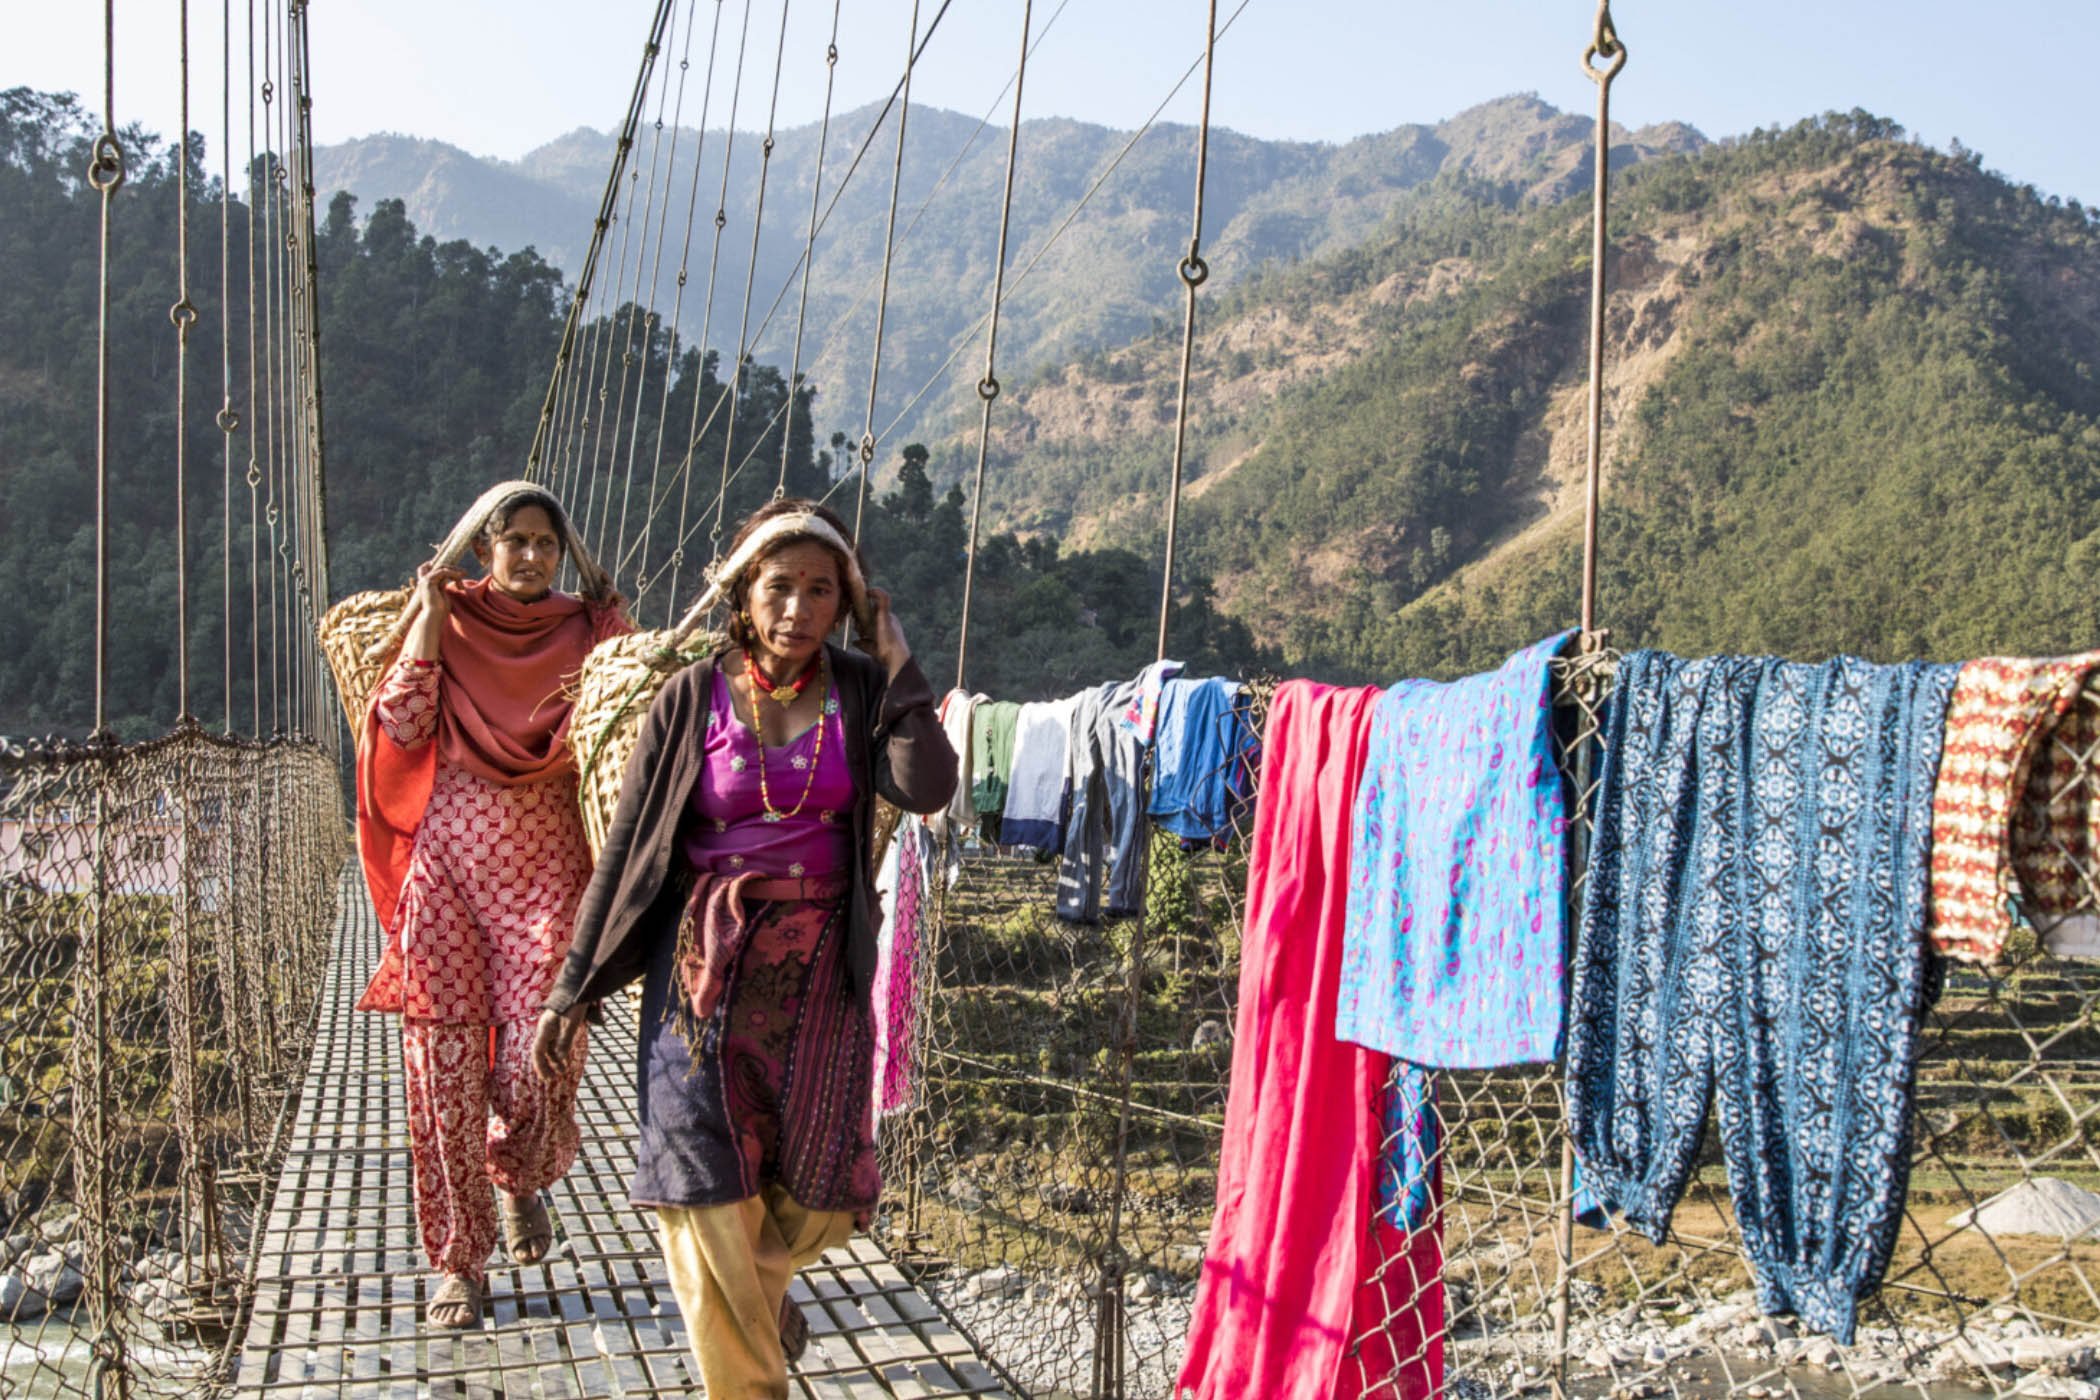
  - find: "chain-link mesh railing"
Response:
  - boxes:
[0,728,347,1397]
[884,663,2100,1400]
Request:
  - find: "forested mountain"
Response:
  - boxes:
[0,88,1265,738]
[949,111,2100,681]
[313,96,1704,446]
[10,83,2100,738]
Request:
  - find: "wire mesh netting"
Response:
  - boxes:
[883,661,2100,1400]
[0,728,348,1397]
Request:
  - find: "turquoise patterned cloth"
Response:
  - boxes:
[1335,631,1576,1069]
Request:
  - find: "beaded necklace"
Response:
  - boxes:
[741,650,827,821]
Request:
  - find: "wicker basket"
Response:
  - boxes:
[571,630,719,857]
[318,587,412,739]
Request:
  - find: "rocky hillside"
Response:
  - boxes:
[942,111,2100,680]
[312,95,1702,445]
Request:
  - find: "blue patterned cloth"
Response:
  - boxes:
[1375,1066,1439,1232]
[1566,650,1959,1344]
[1336,631,1576,1069]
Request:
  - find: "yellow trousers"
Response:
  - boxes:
[657,1185,857,1399]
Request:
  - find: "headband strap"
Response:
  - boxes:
[665,511,867,649]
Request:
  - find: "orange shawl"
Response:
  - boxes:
[355,579,630,933]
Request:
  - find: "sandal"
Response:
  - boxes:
[427,1273,483,1330]
[780,1295,810,1364]
[502,1192,554,1265]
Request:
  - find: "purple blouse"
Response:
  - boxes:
[682,668,854,880]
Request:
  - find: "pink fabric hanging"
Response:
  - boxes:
[1176,680,1444,1400]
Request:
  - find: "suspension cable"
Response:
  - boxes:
[614,0,701,571]
[245,0,261,736]
[85,1,126,1385]
[611,0,971,590]
[665,0,756,611]
[952,0,1032,692]
[1153,0,1218,664]
[853,0,920,542]
[524,0,680,483]
[776,0,845,500]
[576,98,659,563]
[865,0,1252,457]
[709,0,796,548]
[591,0,682,564]
[173,0,198,722]
[635,0,725,605]
[1578,0,1625,638]
[220,0,238,733]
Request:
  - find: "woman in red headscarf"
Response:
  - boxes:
[353,483,632,1329]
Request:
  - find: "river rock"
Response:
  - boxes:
[964,1266,1025,1301]
[2014,1376,2100,1400]
[0,1272,44,1321]
[1951,1179,2100,1241]
[0,1233,32,1264]
[38,1213,77,1245]
[1955,1335,2019,1372]
[1190,1020,1227,1050]
[2014,1337,2098,1373]
[21,1251,83,1306]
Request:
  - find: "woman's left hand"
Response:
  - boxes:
[854,586,912,679]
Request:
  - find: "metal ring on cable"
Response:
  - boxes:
[1179,251,1210,288]
[1583,4,1627,82]
[217,405,241,433]
[977,374,1000,402]
[87,133,127,192]
[858,434,875,466]
[246,460,262,488]
[170,297,201,332]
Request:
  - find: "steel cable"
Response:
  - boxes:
[775,0,846,501]
[852,0,920,543]
[952,0,1032,694]
[634,0,727,607]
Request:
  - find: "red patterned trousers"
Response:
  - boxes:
[401,1018,590,1281]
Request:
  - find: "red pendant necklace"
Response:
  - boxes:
[742,651,827,820]
[745,648,818,706]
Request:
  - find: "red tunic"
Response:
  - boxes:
[356,659,595,1024]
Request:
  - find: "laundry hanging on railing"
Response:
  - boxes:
[872,819,936,1126]
[1149,676,1260,846]
[1335,630,1576,1070]
[1177,680,1442,1400]
[969,699,1022,840]
[1565,649,1959,1347]
[998,697,1077,852]
[1057,665,1183,923]
[1928,649,2100,964]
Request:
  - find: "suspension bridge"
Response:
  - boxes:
[11,1,2100,1399]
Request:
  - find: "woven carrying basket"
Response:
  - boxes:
[319,587,413,739]
[570,632,907,864]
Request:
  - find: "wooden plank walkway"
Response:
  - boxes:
[230,871,1009,1398]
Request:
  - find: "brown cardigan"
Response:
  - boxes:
[544,643,956,1015]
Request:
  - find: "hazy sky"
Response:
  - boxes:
[8,0,2096,204]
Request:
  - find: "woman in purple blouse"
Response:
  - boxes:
[532,499,956,1396]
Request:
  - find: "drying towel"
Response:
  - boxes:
[1567,650,1958,1344]
[1177,680,1443,1400]
[1000,697,1077,852]
[1336,630,1575,1068]
[1929,651,2100,963]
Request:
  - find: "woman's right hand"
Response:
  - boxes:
[413,561,465,618]
[530,1006,584,1083]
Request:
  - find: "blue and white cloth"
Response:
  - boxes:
[1566,649,1959,1344]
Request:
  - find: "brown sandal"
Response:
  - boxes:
[503,1192,554,1264]
[780,1295,810,1363]
[427,1273,483,1330]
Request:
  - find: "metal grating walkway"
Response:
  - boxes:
[229,871,1008,1397]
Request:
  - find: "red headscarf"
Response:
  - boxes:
[356,578,630,932]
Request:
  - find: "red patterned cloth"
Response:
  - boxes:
[401,1018,590,1282]
[357,660,595,1023]
[1929,651,2100,963]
